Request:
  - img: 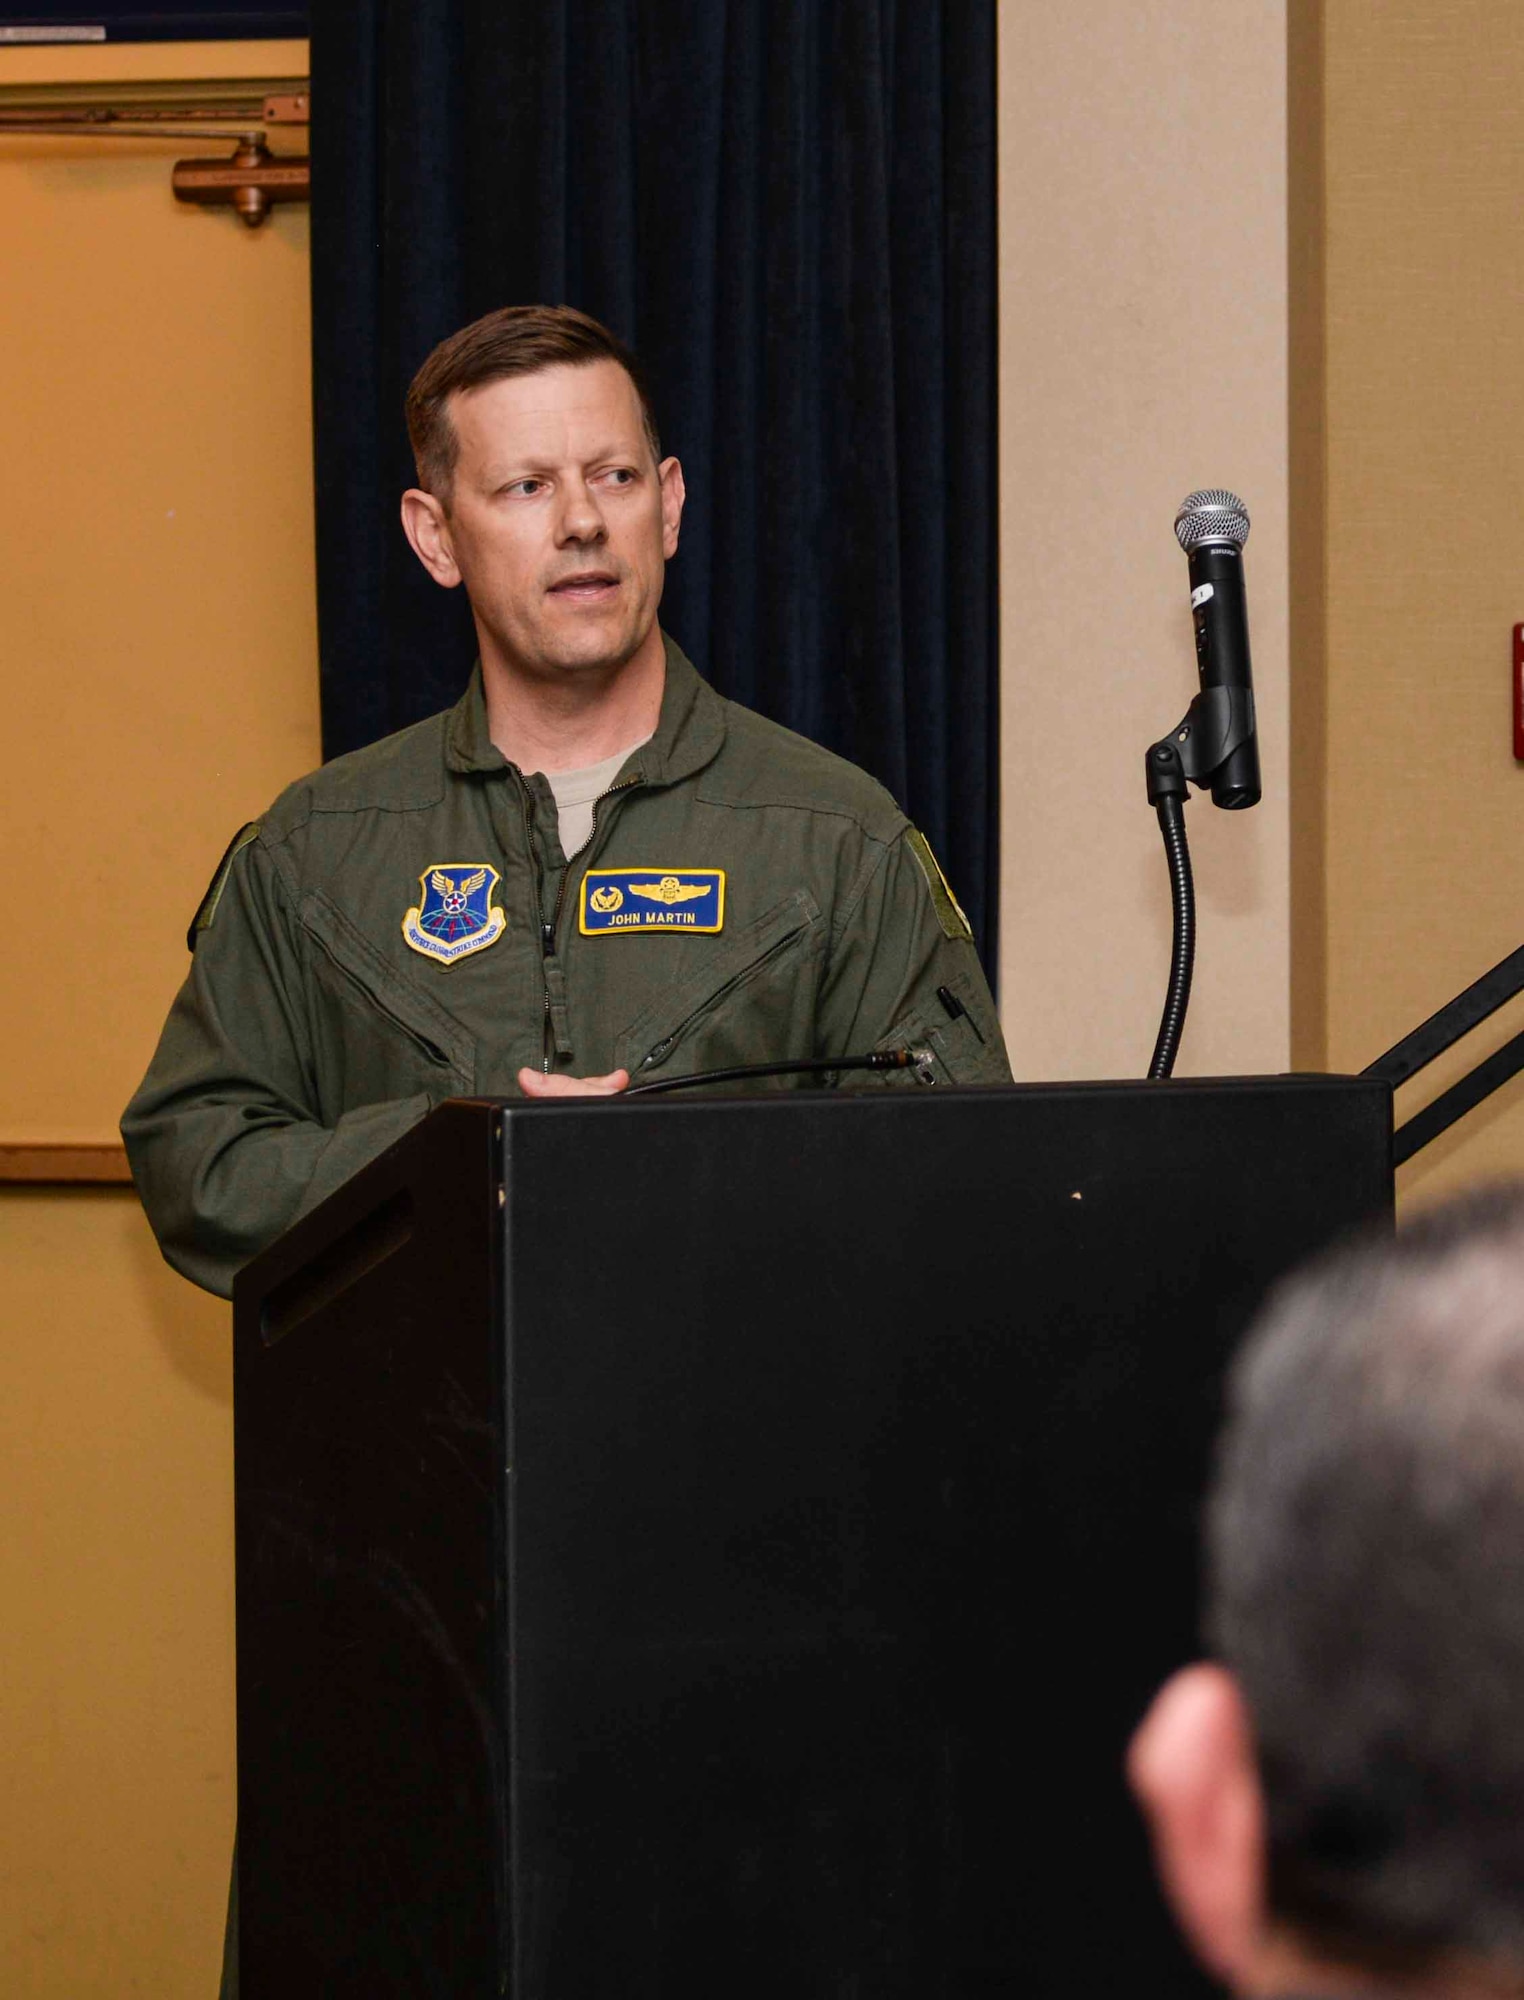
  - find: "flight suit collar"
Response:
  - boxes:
[443,631,727,787]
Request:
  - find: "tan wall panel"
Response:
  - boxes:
[1288,0,1328,1070]
[998,2,1290,1081]
[1323,3,1524,1201]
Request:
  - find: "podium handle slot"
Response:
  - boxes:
[260,1188,414,1346]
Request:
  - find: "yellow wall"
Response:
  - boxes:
[0,37,316,1997]
[2,1194,232,1994]
[0,36,317,1139]
[1316,1,1524,1203]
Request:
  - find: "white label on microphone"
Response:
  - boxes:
[1190,583,1215,609]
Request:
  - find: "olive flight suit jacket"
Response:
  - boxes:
[123,636,1010,1297]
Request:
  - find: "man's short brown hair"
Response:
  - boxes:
[405,303,662,503]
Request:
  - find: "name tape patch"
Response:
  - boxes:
[580,868,725,935]
[403,862,507,966]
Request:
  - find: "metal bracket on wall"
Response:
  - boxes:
[0,76,309,227]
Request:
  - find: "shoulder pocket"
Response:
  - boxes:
[616,889,822,1077]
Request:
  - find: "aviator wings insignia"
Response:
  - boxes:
[630,875,710,905]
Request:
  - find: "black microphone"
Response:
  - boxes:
[1174,489,1260,809]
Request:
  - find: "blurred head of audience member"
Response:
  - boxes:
[1130,1187,1524,2000]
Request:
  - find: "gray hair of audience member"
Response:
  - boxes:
[1207,1184,1524,1976]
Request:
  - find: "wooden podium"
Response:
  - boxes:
[232,1077,1392,1997]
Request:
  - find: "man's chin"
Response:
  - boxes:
[528,633,641,679]
[530,610,655,676]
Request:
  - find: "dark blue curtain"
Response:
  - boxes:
[311,0,999,962]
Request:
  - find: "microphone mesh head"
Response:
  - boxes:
[1174,489,1250,552]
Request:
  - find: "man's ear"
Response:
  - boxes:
[400,488,462,588]
[1127,1662,1267,1987]
[658,455,685,559]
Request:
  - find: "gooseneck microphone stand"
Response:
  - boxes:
[1144,490,1261,1079]
[1142,772,1196,1081]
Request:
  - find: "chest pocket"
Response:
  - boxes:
[299,891,477,1117]
[615,889,823,1081]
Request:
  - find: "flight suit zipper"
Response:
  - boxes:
[524,773,643,1073]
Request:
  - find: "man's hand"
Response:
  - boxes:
[517,1067,630,1098]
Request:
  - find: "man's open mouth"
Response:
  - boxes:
[548,571,619,597]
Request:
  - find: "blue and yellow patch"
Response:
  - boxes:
[402,862,506,966]
[580,867,725,935]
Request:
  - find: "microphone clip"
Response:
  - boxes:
[1144,685,1257,808]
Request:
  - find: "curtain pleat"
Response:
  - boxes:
[311,0,999,963]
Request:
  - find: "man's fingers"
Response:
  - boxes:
[517,1067,630,1098]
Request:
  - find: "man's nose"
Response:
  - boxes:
[556,478,607,544]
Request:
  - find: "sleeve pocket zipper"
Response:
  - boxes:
[303,911,467,1074]
[320,945,456,1068]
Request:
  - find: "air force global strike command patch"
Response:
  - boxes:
[579,868,725,935]
[402,864,507,966]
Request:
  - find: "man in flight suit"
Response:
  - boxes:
[124,303,1009,1300]
[126,303,1009,1998]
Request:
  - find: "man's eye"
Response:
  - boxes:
[506,479,544,497]
[602,468,636,487]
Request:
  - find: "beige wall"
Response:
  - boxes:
[998,3,1291,1081]
[1000,0,1524,1205]
[1318,0,1524,1204]
[0,37,316,1997]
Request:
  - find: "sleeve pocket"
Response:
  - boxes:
[864,972,994,1087]
[299,892,478,1112]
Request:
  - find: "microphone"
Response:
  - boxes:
[1174,489,1260,809]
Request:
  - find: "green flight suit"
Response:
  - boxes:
[124,635,1009,1300]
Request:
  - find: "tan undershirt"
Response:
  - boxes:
[545,738,651,857]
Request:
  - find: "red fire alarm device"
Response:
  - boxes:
[1516,625,1524,760]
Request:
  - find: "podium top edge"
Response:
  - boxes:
[456,1073,1388,1116]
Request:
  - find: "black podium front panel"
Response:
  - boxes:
[233,1076,1392,1998]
